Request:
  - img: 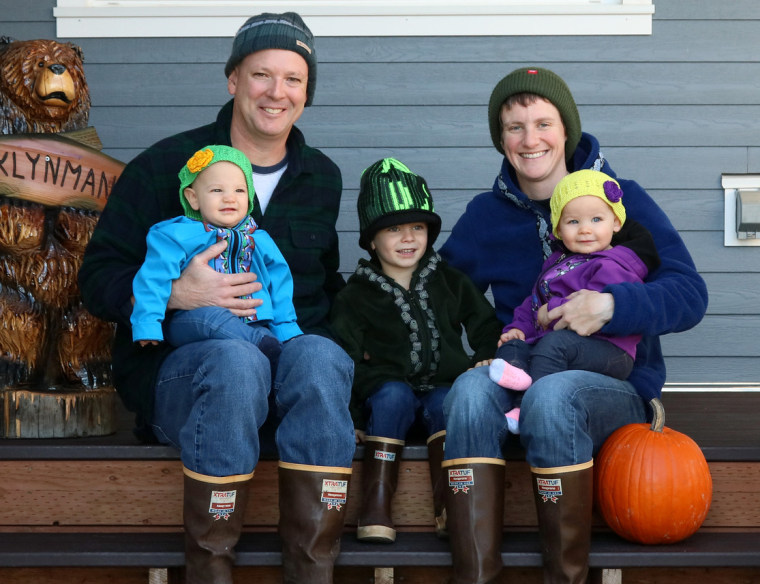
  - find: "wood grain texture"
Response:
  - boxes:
[0,459,756,531]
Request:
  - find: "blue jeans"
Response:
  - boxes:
[365,381,449,440]
[443,366,647,468]
[151,334,355,476]
[165,306,282,371]
[495,330,634,382]
[165,306,275,347]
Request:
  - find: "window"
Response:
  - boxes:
[54,0,654,38]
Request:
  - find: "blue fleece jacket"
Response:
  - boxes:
[440,133,708,403]
[131,215,302,343]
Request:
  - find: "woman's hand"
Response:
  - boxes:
[355,429,366,444]
[167,240,263,317]
[548,290,614,337]
[536,304,550,329]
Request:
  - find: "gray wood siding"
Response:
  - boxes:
[3,0,759,381]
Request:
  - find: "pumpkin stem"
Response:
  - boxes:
[649,397,665,432]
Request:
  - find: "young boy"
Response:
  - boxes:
[331,158,501,543]
[489,169,660,433]
[130,145,302,369]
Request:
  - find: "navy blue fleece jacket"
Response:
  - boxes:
[440,132,708,404]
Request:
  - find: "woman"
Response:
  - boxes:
[438,67,708,583]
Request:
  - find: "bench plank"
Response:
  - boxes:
[1,460,758,530]
[1,387,756,461]
[0,531,758,569]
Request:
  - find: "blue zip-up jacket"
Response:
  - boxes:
[440,132,708,403]
[131,215,302,343]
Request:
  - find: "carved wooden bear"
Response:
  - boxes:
[0,38,122,437]
[0,36,90,135]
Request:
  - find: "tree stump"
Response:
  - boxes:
[1,386,117,438]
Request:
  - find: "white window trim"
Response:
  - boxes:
[54,0,654,38]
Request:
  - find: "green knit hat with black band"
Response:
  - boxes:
[488,67,581,161]
[178,145,255,222]
[225,12,317,107]
[357,158,442,251]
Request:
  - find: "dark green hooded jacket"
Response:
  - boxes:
[331,251,501,429]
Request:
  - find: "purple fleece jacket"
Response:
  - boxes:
[505,245,648,359]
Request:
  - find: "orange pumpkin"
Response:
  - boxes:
[594,398,713,544]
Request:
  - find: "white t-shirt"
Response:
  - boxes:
[251,158,288,214]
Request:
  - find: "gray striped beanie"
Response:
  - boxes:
[225,12,317,106]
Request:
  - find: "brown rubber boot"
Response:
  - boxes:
[443,457,506,584]
[356,436,404,543]
[426,431,448,538]
[531,461,594,584]
[278,461,352,584]
[182,467,254,584]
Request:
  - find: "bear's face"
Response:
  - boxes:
[0,38,90,134]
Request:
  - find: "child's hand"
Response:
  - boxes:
[138,340,159,347]
[470,359,493,369]
[498,329,525,347]
[355,429,366,444]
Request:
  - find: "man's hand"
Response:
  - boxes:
[167,240,263,317]
[547,290,614,337]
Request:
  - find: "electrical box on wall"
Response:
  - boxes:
[736,190,760,238]
[721,175,760,247]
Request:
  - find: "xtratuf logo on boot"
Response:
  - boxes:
[448,468,473,494]
[209,489,237,520]
[536,478,563,503]
[321,479,348,510]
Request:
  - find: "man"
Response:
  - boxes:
[79,13,355,584]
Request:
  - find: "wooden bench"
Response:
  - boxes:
[1,384,759,584]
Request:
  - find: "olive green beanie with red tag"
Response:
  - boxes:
[488,67,581,160]
[357,158,442,251]
[225,12,317,106]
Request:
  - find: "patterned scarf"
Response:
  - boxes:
[205,215,258,321]
[495,151,606,260]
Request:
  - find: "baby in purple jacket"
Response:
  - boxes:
[490,170,660,433]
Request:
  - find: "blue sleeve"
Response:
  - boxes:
[256,231,303,342]
[602,179,708,338]
[130,225,189,342]
[440,203,488,293]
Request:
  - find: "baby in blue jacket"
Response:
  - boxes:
[130,145,302,370]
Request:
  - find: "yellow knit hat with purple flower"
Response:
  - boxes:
[550,169,626,238]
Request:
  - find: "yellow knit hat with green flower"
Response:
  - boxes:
[178,145,255,221]
[550,169,626,238]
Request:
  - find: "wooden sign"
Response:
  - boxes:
[0,133,124,211]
